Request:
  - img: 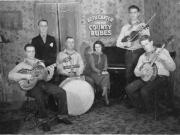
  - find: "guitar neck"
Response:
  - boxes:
[47,63,56,68]
[130,14,156,42]
[150,44,165,66]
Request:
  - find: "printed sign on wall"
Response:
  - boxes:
[86,14,116,38]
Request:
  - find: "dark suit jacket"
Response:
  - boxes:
[31,34,57,66]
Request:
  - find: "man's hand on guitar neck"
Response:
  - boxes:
[116,41,132,49]
[24,74,34,80]
[18,74,33,87]
[124,41,132,48]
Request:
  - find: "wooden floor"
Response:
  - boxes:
[0,98,180,134]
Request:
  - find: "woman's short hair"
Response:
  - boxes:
[93,40,105,52]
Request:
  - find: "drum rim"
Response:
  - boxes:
[59,77,95,115]
[60,76,85,87]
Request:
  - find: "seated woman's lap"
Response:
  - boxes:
[91,73,110,90]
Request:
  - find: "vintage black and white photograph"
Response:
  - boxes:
[0,0,180,134]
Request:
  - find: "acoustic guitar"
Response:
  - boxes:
[18,64,55,91]
[140,36,174,82]
[121,13,156,43]
[18,56,73,91]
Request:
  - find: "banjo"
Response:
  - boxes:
[140,36,174,82]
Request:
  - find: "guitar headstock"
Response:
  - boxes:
[158,35,175,49]
[165,35,175,46]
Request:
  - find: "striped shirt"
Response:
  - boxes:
[56,49,84,76]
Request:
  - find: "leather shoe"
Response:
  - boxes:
[124,102,133,109]
[37,112,48,119]
[57,117,72,125]
[40,122,51,131]
[104,100,111,107]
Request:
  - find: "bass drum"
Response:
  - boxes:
[59,77,94,116]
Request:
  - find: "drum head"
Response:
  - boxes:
[59,78,94,116]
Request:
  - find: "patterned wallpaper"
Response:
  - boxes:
[0,1,35,101]
[80,0,144,46]
[0,0,144,101]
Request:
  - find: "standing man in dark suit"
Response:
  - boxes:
[31,19,58,112]
[31,19,57,67]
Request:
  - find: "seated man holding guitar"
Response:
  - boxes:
[8,44,72,124]
[125,35,176,113]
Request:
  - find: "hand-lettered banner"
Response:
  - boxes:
[86,14,116,38]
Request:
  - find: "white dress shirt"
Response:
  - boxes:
[134,48,176,77]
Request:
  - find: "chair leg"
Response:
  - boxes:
[24,97,30,121]
[119,89,127,102]
[154,90,158,120]
[23,97,41,130]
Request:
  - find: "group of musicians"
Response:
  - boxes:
[8,4,176,125]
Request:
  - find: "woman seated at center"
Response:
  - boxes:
[88,40,110,106]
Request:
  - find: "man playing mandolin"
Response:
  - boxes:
[125,35,176,113]
[56,36,84,82]
[116,5,150,84]
[8,44,72,124]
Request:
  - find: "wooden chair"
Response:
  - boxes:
[154,51,176,120]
